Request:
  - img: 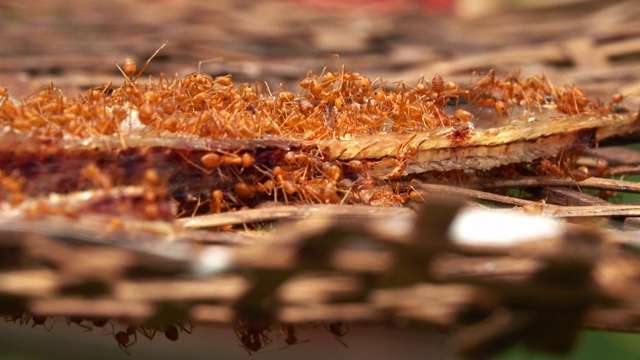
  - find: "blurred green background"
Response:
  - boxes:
[497,331,640,360]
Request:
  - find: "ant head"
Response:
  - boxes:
[116,40,168,84]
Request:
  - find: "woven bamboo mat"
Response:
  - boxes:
[2,0,640,357]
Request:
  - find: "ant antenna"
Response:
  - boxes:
[197,57,224,74]
[134,40,169,81]
[322,53,341,73]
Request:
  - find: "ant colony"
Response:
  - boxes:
[0,42,636,354]
[0,51,629,215]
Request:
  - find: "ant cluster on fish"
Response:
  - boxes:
[1,35,629,221]
[2,42,621,142]
[0,47,625,217]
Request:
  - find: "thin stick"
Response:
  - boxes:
[479,177,640,193]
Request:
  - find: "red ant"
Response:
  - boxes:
[66,316,93,332]
[90,317,111,328]
[2,313,52,330]
[2,312,28,325]
[433,74,471,107]
[326,321,349,348]
[114,326,138,354]
[279,324,309,349]
[162,322,193,341]
[26,315,54,331]
[115,41,168,84]
[235,320,272,354]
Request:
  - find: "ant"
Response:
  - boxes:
[182,57,225,89]
[90,317,112,331]
[66,316,93,332]
[235,320,272,354]
[432,74,471,107]
[114,326,138,354]
[326,321,349,348]
[388,134,419,179]
[279,324,310,349]
[25,315,54,331]
[1,314,53,330]
[538,158,565,178]
[115,41,169,85]
[0,86,8,107]
[2,312,26,324]
[162,322,194,341]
